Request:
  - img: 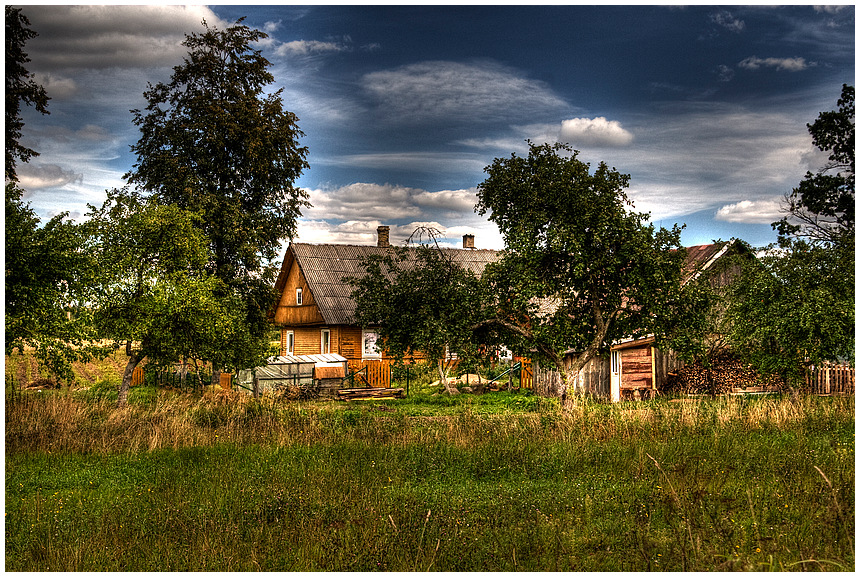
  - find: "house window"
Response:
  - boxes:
[362,330,381,358]
[611,350,620,374]
[296,287,303,305]
[285,331,294,355]
[321,329,331,354]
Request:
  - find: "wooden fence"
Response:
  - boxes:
[345,358,394,388]
[531,356,610,399]
[807,362,855,395]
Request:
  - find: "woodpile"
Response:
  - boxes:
[337,387,406,401]
[661,354,784,395]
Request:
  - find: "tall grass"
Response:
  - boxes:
[5,389,854,571]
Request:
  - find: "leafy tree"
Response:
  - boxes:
[125,18,309,375]
[726,241,853,387]
[5,5,49,181]
[5,182,100,384]
[774,84,854,246]
[350,228,494,395]
[475,142,688,397]
[728,86,855,386]
[85,189,241,406]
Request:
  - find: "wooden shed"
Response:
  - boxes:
[609,337,684,401]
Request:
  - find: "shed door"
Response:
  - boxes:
[621,347,652,389]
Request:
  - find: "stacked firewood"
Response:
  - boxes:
[662,354,784,395]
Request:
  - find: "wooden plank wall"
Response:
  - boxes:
[620,347,652,389]
[532,356,610,398]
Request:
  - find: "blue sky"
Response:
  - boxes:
[14,4,855,253]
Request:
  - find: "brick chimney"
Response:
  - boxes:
[462,234,475,249]
[377,225,390,248]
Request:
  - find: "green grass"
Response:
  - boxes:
[5,390,854,571]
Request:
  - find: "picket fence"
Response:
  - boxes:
[806,362,855,395]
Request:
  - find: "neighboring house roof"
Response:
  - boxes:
[275,242,501,326]
[681,240,742,286]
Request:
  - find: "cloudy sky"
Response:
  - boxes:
[13,4,855,254]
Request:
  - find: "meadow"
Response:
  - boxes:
[4,359,855,571]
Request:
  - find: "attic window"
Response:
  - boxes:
[296,287,303,305]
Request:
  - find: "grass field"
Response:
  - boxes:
[5,377,854,572]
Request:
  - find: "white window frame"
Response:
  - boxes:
[362,329,381,359]
[321,329,331,354]
[611,350,620,374]
[296,287,303,306]
[285,330,295,355]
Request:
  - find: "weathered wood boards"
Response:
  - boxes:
[337,387,406,401]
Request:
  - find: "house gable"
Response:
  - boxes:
[272,248,325,326]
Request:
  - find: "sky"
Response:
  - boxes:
[12,4,856,255]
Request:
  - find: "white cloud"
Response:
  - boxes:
[716,65,735,83]
[738,56,813,72]
[303,183,427,222]
[23,5,222,71]
[710,10,746,33]
[276,39,348,57]
[361,60,567,124]
[17,164,82,190]
[302,182,481,222]
[295,218,503,250]
[263,20,282,33]
[559,117,634,147]
[322,152,488,174]
[814,5,850,14]
[715,198,785,223]
[33,73,78,100]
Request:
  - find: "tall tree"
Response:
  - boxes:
[5,5,49,181]
[85,188,241,406]
[728,85,855,385]
[475,142,687,397]
[774,84,854,247]
[125,18,309,373]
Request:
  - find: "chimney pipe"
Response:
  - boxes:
[463,234,475,249]
[377,225,390,248]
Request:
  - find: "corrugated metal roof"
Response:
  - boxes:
[287,243,501,325]
[266,353,347,364]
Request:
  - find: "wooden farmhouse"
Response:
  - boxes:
[606,239,751,401]
[271,226,500,383]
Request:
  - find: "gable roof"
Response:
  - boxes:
[681,239,747,286]
[275,242,501,325]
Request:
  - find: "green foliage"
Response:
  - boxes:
[5,182,105,383]
[726,241,854,384]
[350,229,496,391]
[476,142,688,380]
[728,86,855,383]
[125,18,309,372]
[85,188,242,404]
[774,84,854,246]
[5,6,50,180]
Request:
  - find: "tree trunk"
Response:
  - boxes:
[439,360,459,395]
[117,349,144,408]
